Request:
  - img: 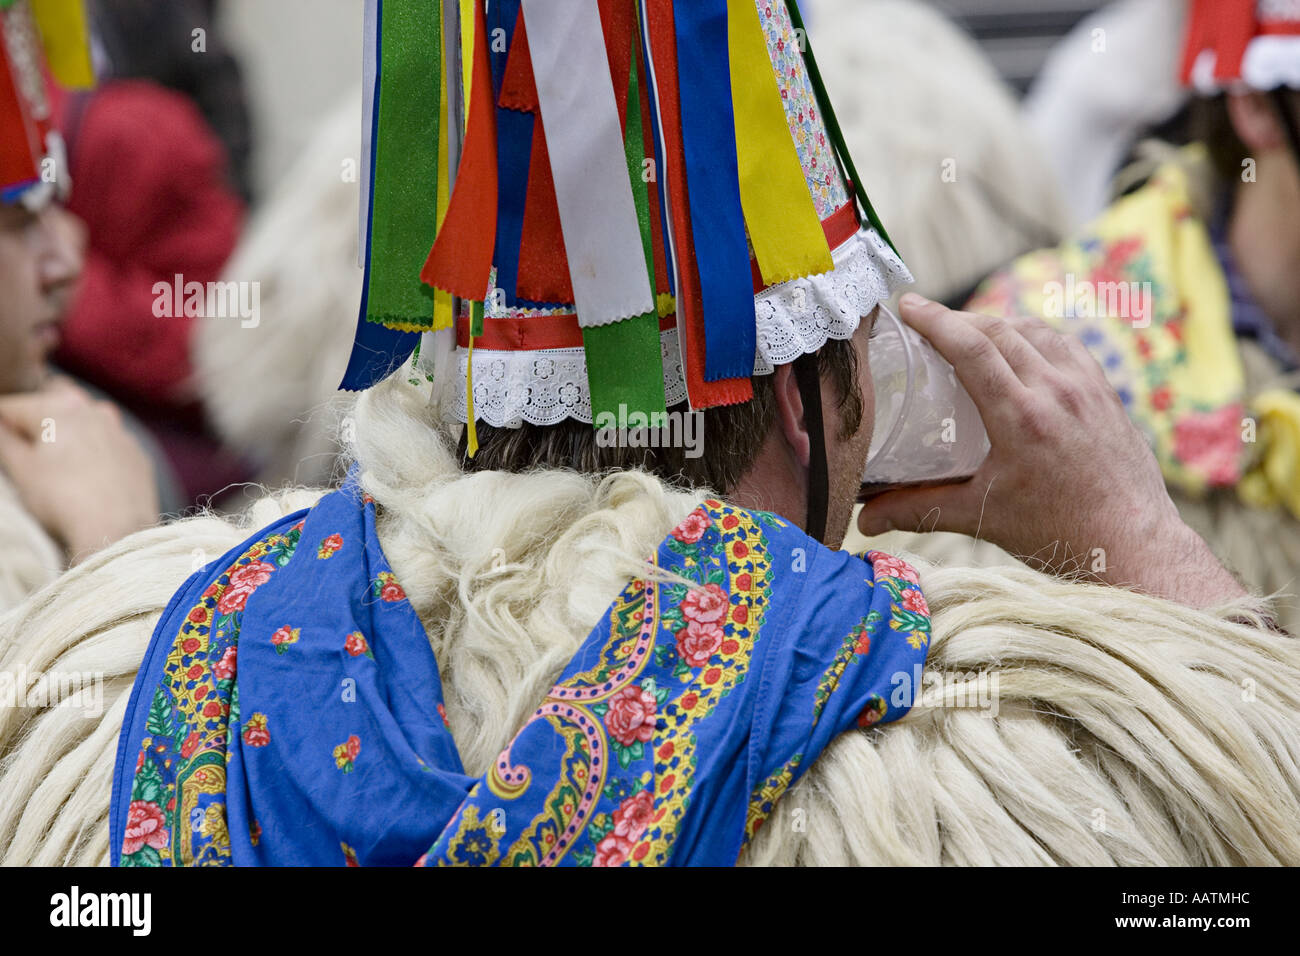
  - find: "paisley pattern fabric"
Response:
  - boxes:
[110,470,930,866]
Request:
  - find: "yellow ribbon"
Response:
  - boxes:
[459,0,475,113]
[30,0,93,89]
[433,25,454,333]
[728,0,830,285]
[464,334,478,457]
[1239,388,1300,520]
[458,0,477,456]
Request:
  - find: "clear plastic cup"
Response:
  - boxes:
[861,303,989,495]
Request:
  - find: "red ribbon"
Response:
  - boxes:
[0,16,47,194]
[645,0,751,410]
[1181,0,1258,86]
[463,199,859,351]
[421,0,498,301]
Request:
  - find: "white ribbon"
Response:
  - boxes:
[520,0,655,326]
[358,0,378,268]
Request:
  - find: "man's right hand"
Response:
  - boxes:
[0,378,161,562]
[857,294,1246,609]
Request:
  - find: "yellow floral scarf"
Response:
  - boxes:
[968,151,1300,520]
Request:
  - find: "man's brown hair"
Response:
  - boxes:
[461,336,864,495]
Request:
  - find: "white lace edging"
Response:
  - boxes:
[752,226,912,373]
[454,227,913,427]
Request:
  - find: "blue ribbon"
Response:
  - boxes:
[488,0,537,308]
[672,0,753,381]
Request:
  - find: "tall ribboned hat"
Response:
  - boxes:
[343,0,912,472]
[0,0,94,206]
[1182,0,1300,92]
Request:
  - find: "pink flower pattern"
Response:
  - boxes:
[681,583,728,624]
[677,619,724,668]
[867,551,921,586]
[122,801,168,855]
[672,509,710,544]
[603,685,657,748]
[216,561,275,616]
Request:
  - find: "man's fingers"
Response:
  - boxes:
[1003,312,1077,367]
[963,311,1060,387]
[1005,313,1114,390]
[857,478,982,539]
[896,295,1033,430]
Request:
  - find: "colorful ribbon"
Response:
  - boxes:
[0,5,43,197]
[645,0,752,409]
[28,0,93,89]
[729,0,831,286]
[431,0,457,333]
[520,0,654,328]
[362,0,442,331]
[422,0,498,303]
[672,0,755,383]
[340,0,423,390]
[582,4,668,424]
[489,0,535,308]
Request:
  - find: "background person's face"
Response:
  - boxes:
[0,202,82,394]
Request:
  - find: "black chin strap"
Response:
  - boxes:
[792,353,829,544]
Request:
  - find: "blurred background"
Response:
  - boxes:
[222,0,1112,190]
[216,0,1132,220]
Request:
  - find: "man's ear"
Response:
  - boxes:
[772,363,811,469]
[1227,90,1287,153]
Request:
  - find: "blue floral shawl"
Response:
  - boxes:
[110,471,931,866]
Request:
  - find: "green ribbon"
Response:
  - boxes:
[364,0,442,331]
[582,17,669,428]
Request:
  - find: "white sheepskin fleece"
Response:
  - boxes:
[3,376,1300,866]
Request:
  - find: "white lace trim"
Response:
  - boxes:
[454,227,913,427]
